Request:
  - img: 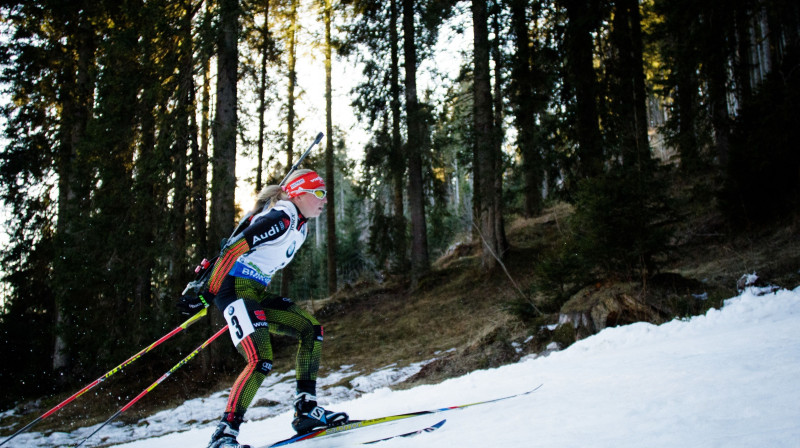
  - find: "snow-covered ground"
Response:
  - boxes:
[4,286,800,447]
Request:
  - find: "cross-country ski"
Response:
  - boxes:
[362,419,446,445]
[263,385,541,447]
[264,418,446,447]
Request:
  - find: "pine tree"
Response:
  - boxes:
[560,0,604,179]
[402,0,431,281]
[344,0,409,273]
[472,0,506,268]
[210,0,240,253]
[281,0,299,297]
[322,0,338,294]
[255,0,273,192]
[509,0,544,217]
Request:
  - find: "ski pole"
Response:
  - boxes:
[226,131,324,242]
[74,325,229,448]
[279,132,324,187]
[0,308,209,447]
[224,132,323,242]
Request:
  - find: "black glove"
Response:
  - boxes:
[176,293,210,316]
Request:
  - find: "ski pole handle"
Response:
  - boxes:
[0,308,208,447]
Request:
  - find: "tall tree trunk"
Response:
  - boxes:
[189,12,206,260]
[324,0,337,294]
[402,0,430,282]
[490,1,509,255]
[210,0,239,252]
[390,0,408,272]
[256,0,270,192]
[135,81,157,319]
[755,5,772,81]
[613,0,651,170]
[675,64,701,170]
[702,2,732,167]
[53,12,95,375]
[510,0,543,217]
[194,38,211,259]
[286,0,298,169]
[209,0,241,365]
[282,0,299,297]
[472,0,502,268]
[195,3,213,372]
[171,0,196,294]
[95,1,140,345]
[733,2,753,103]
[663,0,702,172]
[763,0,800,68]
[562,0,604,178]
[136,0,164,317]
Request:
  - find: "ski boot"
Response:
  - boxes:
[291,392,349,435]
[208,414,251,448]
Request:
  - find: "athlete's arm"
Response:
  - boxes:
[241,208,292,247]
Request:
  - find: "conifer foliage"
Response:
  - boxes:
[0,0,233,400]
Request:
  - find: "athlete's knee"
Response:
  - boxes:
[250,358,273,375]
[241,339,273,375]
[299,322,323,344]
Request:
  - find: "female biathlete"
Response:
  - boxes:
[183,169,348,448]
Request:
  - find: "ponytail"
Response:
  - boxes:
[250,169,314,214]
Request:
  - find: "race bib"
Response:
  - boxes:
[223,299,256,347]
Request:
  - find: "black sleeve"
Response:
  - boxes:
[241,208,292,247]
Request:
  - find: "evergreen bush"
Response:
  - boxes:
[566,166,673,280]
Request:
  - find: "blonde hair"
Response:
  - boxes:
[251,169,314,214]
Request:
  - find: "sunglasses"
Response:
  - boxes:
[297,188,327,200]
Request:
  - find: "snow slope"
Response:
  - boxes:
[5,286,800,447]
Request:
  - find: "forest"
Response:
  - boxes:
[0,0,798,412]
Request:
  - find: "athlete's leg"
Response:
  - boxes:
[259,296,322,395]
[260,296,347,434]
[223,314,272,416]
[215,277,274,422]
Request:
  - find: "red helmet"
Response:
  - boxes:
[282,171,326,198]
